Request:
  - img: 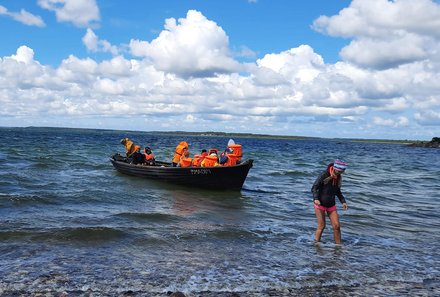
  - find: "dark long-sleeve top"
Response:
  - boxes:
[311,170,346,208]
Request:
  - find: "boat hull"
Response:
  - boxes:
[110,154,253,191]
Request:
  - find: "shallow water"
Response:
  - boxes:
[0,127,439,296]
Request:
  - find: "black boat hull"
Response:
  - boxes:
[110,154,253,191]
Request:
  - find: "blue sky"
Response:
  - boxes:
[1,0,440,140]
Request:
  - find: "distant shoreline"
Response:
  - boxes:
[0,125,419,144]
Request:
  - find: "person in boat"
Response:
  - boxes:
[120,138,138,157]
[172,141,189,167]
[131,146,145,165]
[191,149,208,167]
[201,152,219,167]
[219,147,237,166]
[219,139,242,166]
[208,148,218,156]
[227,142,242,164]
[311,160,349,244]
[178,151,192,167]
[144,146,155,165]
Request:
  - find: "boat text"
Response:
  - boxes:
[190,169,212,175]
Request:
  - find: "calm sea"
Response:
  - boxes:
[0,127,439,296]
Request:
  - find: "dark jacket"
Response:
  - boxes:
[131,151,145,165]
[311,165,346,208]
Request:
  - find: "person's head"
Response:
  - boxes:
[201,149,207,153]
[145,146,152,154]
[120,137,128,144]
[225,148,233,154]
[333,159,347,174]
[184,151,190,157]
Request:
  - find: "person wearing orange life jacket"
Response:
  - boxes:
[200,149,208,157]
[226,139,242,163]
[172,141,189,167]
[201,153,219,167]
[219,148,238,166]
[191,149,208,167]
[192,155,201,167]
[179,151,192,167]
[208,148,218,156]
[228,144,242,163]
[143,146,155,165]
[120,138,137,157]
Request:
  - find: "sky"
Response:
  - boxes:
[1,0,440,140]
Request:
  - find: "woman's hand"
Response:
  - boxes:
[314,199,321,206]
[342,203,348,210]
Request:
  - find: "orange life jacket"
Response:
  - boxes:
[144,149,155,161]
[208,148,218,155]
[222,153,238,166]
[201,154,219,167]
[129,145,140,157]
[192,154,203,167]
[228,144,242,161]
[179,156,193,167]
[123,139,137,157]
[172,141,188,164]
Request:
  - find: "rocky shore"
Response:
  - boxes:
[408,137,440,148]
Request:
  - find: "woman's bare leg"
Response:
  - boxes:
[314,208,326,242]
[328,210,342,244]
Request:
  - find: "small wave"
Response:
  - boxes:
[0,227,129,243]
[0,193,59,206]
[58,227,129,242]
[266,170,304,177]
[115,212,183,223]
[175,225,265,241]
[241,187,281,194]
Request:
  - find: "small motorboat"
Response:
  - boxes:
[110,154,253,191]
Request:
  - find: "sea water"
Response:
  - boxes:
[0,127,439,296]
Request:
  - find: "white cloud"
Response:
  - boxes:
[82,28,99,51]
[129,10,240,77]
[129,39,149,57]
[98,56,134,77]
[10,46,35,64]
[313,0,440,69]
[82,29,119,55]
[93,78,125,95]
[185,114,196,123]
[340,34,428,69]
[38,0,100,28]
[56,55,98,84]
[373,116,409,127]
[257,45,324,83]
[0,5,45,27]
[313,0,440,39]
[415,110,440,125]
[234,45,257,59]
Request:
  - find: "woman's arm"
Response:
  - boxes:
[336,188,348,209]
[311,172,325,201]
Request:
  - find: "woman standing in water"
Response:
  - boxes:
[311,160,349,244]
